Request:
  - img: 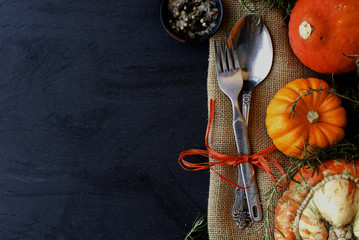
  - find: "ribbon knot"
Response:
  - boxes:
[178,99,285,189]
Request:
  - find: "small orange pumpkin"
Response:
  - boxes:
[288,0,359,74]
[266,78,347,157]
[275,159,359,239]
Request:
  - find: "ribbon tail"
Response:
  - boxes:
[209,167,247,190]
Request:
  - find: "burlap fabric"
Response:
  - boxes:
[207,1,328,239]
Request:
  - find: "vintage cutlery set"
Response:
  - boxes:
[213,14,273,228]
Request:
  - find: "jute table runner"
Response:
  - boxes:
[207,1,328,239]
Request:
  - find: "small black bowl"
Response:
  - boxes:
[160,0,223,43]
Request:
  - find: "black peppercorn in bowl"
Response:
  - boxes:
[160,0,223,43]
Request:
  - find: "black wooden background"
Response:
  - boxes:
[1,1,358,240]
[0,0,210,239]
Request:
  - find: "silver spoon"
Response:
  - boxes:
[228,14,273,224]
[229,15,273,126]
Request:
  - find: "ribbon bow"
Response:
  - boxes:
[178,99,285,189]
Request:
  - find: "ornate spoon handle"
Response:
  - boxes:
[241,91,262,222]
[242,93,251,128]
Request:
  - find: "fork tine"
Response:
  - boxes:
[225,36,234,71]
[230,36,240,70]
[213,40,222,73]
[219,39,228,72]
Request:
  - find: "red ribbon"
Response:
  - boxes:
[178,99,285,189]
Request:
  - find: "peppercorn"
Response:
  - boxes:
[166,0,219,40]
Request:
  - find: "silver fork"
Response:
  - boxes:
[213,37,261,228]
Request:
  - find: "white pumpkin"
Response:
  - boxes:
[275,159,359,240]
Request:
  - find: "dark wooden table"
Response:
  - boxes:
[0,1,210,239]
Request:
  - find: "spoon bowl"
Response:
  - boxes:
[229,15,273,89]
[229,14,273,123]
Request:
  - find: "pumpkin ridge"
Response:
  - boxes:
[282,86,316,113]
[272,91,305,108]
[316,109,347,128]
[313,123,333,146]
[306,78,332,109]
[278,85,303,97]
[317,96,343,113]
[284,83,311,100]
[267,99,308,117]
[273,93,311,114]
[268,117,304,139]
[295,94,313,113]
[318,122,346,134]
[317,105,342,114]
[312,92,333,110]
[277,130,308,157]
[307,126,329,150]
[316,122,345,146]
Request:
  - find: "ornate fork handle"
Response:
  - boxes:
[232,183,248,229]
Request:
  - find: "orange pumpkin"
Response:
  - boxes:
[274,159,359,240]
[266,78,347,157]
[288,0,359,74]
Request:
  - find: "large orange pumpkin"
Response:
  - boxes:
[288,0,359,74]
[275,159,359,239]
[266,78,347,157]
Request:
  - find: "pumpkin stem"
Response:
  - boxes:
[307,110,319,123]
[299,21,313,40]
